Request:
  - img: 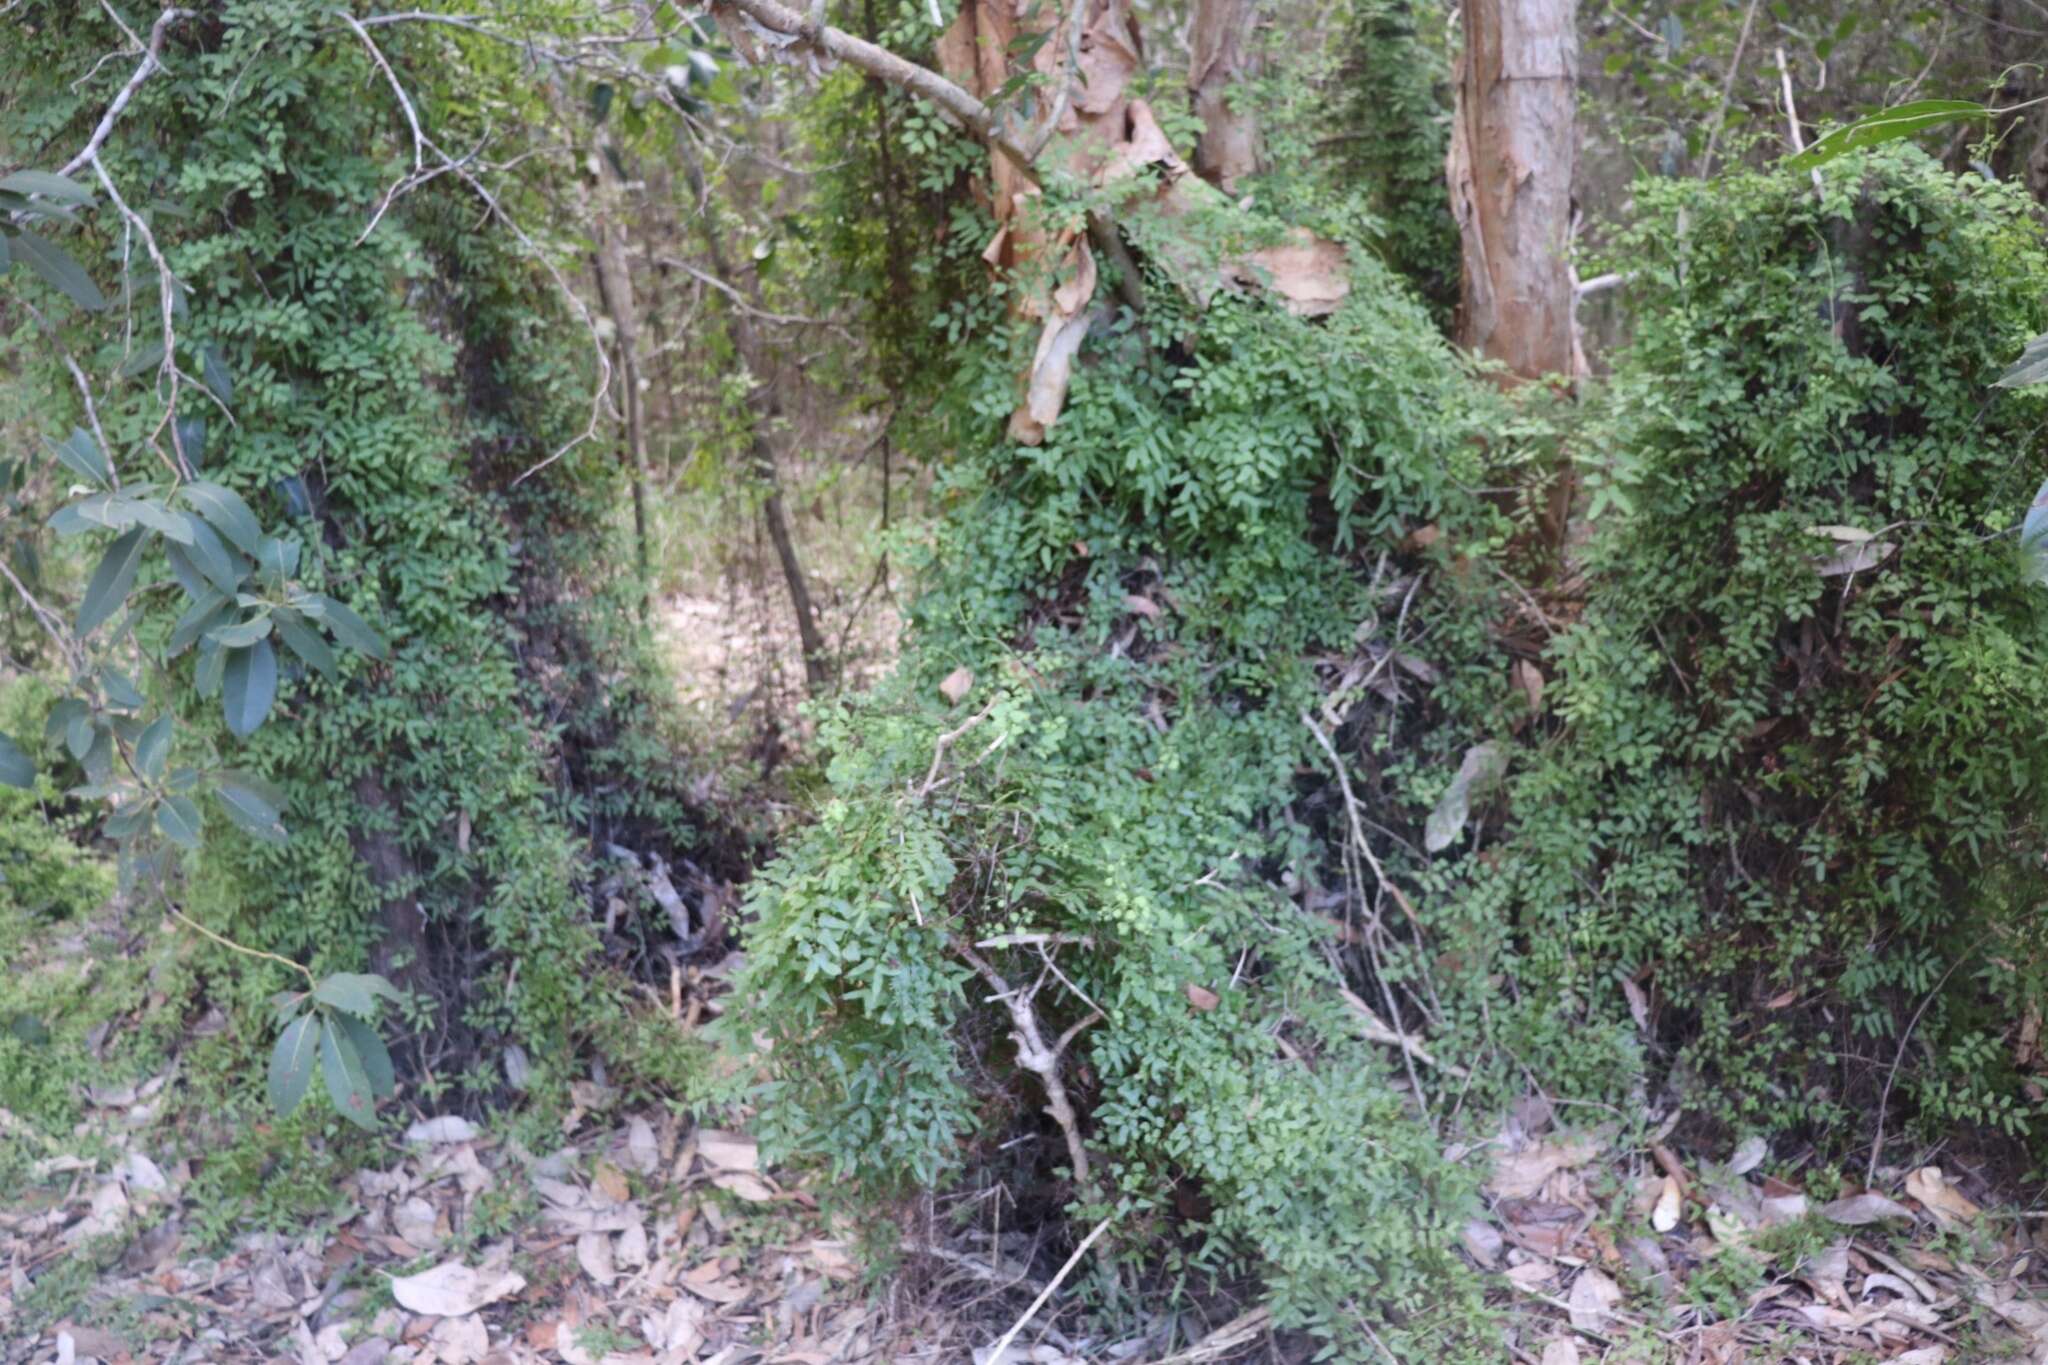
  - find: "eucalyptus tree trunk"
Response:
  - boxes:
[1446,0,1580,554]
[1445,0,1578,383]
[1189,0,1264,191]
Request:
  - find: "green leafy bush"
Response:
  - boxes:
[1447,147,2048,1148]
[718,186,1506,1347]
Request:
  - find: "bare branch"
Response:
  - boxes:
[58,8,196,179]
[714,0,1034,171]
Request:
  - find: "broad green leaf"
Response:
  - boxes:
[118,341,167,378]
[268,1014,319,1116]
[221,639,277,738]
[0,170,94,204]
[1786,100,1990,171]
[310,595,388,659]
[105,802,151,841]
[2021,477,2048,587]
[174,415,207,468]
[156,793,203,848]
[254,536,299,583]
[331,1011,395,1099]
[214,768,288,844]
[128,498,195,545]
[320,1014,379,1128]
[45,427,110,486]
[274,609,335,678]
[13,228,107,311]
[180,481,262,555]
[207,613,273,649]
[180,514,245,593]
[168,591,230,655]
[313,972,401,1019]
[43,699,86,748]
[0,732,31,789]
[62,709,94,760]
[200,346,233,409]
[163,542,211,600]
[194,639,225,699]
[135,713,173,779]
[97,665,144,710]
[76,527,150,635]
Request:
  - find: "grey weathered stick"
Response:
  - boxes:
[982,1215,1113,1364]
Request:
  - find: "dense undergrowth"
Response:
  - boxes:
[0,1,716,1169]
[717,111,2048,1355]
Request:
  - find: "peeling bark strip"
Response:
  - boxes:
[719,0,1347,442]
[1188,0,1263,192]
[1446,0,1578,383]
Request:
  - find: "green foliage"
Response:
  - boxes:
[1450,148,2048,1150]
[721,139,1508,1344]
[2,1,697,1131]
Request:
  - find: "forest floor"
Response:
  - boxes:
[7,942,2048,1365]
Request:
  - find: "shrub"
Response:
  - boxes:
[716,218,1507,1350]
[1448,147,2048,1149]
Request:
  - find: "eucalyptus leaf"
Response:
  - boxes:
[320,1014,379,1128]
[13,228,106,311]
[135,713,173,780]
[156,793,203,848]
[221,639,278,738]
[214,768,288,844]
[76,527,150,635]
[267,1014,319,1116]
[0,732,32,789]
[180,481,263,556]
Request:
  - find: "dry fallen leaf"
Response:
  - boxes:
[1567,1267,1621,1332]
[1651,1174,1683,1232]
[1821,1192,1915,1226]
[575,1231,616,1286]
[388,1261,526,1318]
[1504,1259,1557,1288]
[404,1116,480,1145]
[1904,1166,1980,1226]
[710,1170,774,1203]
[1460,1218,1504,1268]
[428,1313,488,1365]
[1490,1135,1603,1200]
[1728,1134,1768,1176]
[590,1158,630,1206]
[1541,1340,1581,1365]
[1185,983,1220,1012]
[939,666,975,706]
[623,1117,660,1177]
[696,1130,759,1173]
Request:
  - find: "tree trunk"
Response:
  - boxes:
[592,210,654,620]
[1188,0,1263,192]
[1445,0,1578,383]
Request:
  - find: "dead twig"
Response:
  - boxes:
[981,1215,1114,1365]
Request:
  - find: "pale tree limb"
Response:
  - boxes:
[981,1215,1114,1364]
[57,8,196,179]
[713,0,1034,170]
[956,941,1100,1190]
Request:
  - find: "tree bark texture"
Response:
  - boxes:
[1188,0,1263,192]
[1446,0,1578,384]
